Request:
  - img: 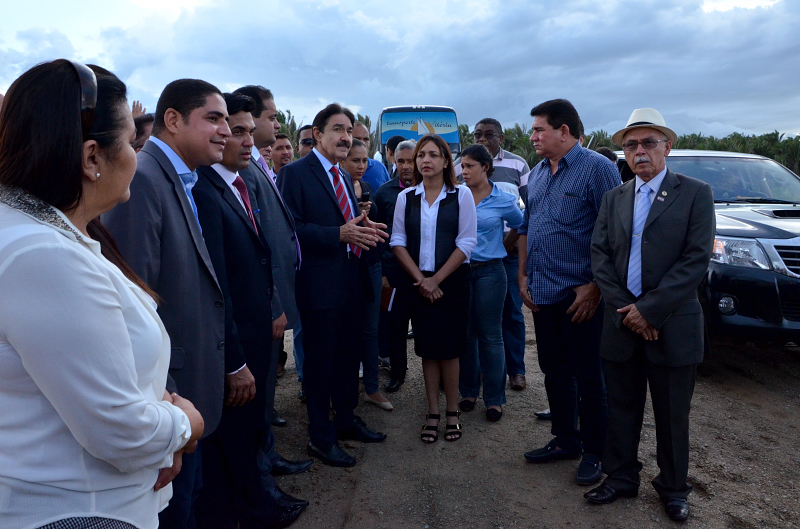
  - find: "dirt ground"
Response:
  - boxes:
[271,311,800,529]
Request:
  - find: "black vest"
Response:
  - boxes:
[405,188,460,271]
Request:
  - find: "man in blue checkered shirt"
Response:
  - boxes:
[517,99,621,487]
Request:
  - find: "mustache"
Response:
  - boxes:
[338,141,351,148]
[634,155,651,164]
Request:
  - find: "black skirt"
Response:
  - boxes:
[408,264,470,360]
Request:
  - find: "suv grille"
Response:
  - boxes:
[782,302,800,322]
[775,246,800,275]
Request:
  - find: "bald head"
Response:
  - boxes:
[353,122,371,149]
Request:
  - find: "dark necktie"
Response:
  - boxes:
[331,166,360,257]
[232,175,258,233]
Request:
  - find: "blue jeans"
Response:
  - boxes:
[362,262,382,394]
[502,253,526,376]
[293,324,304,382]
[459,260,508,407]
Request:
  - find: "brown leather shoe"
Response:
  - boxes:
[510,374,527,391]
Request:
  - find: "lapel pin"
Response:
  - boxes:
[656,196,665,202]
[661,191,667,196]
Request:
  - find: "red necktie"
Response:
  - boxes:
[232,175,258,233]
[330,166,360,257]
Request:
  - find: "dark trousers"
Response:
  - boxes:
[603,343,696,499]
[502,253,527,376]
[301,303,364,449]
[532,292,608,456]
[264,335,280,421]
[379,268,413,381]
[158,444,202,529]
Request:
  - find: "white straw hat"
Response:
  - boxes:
[612,108,677,146]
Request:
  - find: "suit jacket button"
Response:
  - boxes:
[261,259,268,265]
[215,300,223,307]
[218,341,225,350]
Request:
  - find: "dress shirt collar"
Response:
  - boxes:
[312,147,338,175]
[634,166,668,196]
[412,182,457,204]
[493,149,504,161]
[149,136,192,175]
[211,163,239,186]
[251,145,262,161]
[541,141,583,172]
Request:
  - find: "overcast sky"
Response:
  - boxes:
[2,0,797,139]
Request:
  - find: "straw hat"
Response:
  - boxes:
[612,108,677,146]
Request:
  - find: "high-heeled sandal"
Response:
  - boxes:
[445,410,462,442]
[420,413,440,443]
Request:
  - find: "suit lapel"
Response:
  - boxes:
[200,167,260,237]
[615,179,636,240]
[249,159,297,231]
[308,153,347,220]
[644,169,680,230]
[145,142,219,286]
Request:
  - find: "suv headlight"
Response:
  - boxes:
[711,237,771,269]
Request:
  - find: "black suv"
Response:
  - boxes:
[619,150,800,344]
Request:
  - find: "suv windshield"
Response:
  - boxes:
[667,156,800,203]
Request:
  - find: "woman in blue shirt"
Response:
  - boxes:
[458,144,524,422]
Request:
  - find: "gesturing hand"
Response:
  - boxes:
[131,100,145,118]
[339,211,388,250]
[617,304,659,341]
[225,366,256,406]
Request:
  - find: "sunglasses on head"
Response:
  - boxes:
[67,61,98,142]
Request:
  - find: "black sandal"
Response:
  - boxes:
[445,410,462,442]
[421,413,440,443]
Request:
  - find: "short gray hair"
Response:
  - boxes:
[396,139,416,154]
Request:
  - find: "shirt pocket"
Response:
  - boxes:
[550,192,588,225]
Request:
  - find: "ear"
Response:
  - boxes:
[81,140,101,182]
[559,124,570,139]
[164,108,183,135]
[313,126,323,142]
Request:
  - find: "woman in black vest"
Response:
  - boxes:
[390,134,477,442]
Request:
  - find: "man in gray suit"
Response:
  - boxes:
[103,79,231,529]
[586,108,715,523]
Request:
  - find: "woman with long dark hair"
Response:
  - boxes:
[390,134,477,442]
[0,60,203,529]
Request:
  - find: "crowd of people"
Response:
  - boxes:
[0,59,715,529]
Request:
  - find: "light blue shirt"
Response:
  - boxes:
[312,148,353,208]
[149,137,200,225]
[472,182,524,262]
[633,166,668,207]
[362,158,390,190]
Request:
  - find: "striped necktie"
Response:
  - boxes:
[331,166,360,257]
[232,175,258,233]
[627,184,652,297]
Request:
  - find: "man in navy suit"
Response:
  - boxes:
[192,93,305,529]
[278,103,388,467]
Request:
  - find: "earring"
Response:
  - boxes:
[96,172,100,179]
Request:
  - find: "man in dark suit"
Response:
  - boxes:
[587,108,715,523]
[191,92,304,529]
[103,79,230,529]
[278,103,388,467]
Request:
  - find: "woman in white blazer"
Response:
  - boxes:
[0,61,203,529]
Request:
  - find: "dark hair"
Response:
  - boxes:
[475,118,502,135]
[296,124,312,143]
[350,138,367,151]
[223,92,255,116]
[311,103,355,146]
[530,99,581,140]
[153,79,222,136]
[386,135,405,153]
[134,113,155,137]
[461,144,495,178]
[0,60,128,211]
[275,132,289,141]
[411,134,456,190]
[595,146,618,163]
[232,85,273,118]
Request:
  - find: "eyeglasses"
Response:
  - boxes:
[67,61,98,142]
[621,138,668,152]
[299,138,313,146]
[473,132,499,140]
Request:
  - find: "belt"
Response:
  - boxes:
[345,251,360,260]
[469,258,502,269]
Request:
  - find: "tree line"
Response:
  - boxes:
[277,111,800,175]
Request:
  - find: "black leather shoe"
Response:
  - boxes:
[485,407,502,422]
[664,497,690,522]
[524,439,581,463]
[307,441,356,467]
[336,418,387,443]
[385,378,404,393]
[271,409,288,427]
[576,454,603,485]
[271,455,313,476]
[534,408,552,420]
[267,485,310,509]
[584,482,638,504]
[274,502,305,529]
